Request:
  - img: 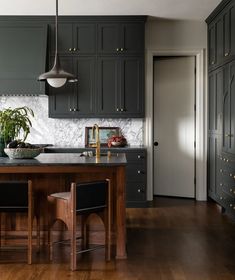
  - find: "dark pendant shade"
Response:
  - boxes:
[38,0,77,88]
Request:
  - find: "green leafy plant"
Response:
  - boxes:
[0,106,34,145]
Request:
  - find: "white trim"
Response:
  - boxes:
[145,49,207,201]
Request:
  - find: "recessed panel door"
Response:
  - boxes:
[153,56,195,198]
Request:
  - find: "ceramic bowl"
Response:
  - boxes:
[4,148,42,159]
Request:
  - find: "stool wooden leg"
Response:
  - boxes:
[0,213,1,248]
[36,216,40,253]
[28,214,33,264]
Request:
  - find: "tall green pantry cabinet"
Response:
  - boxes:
[207,0,235,218]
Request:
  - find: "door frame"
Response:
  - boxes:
[145,49,207,201]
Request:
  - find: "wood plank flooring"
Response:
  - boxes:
[0,197,235,280]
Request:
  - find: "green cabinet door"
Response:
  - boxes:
[49,56,95,117]
[119,56,144,117]
[48,57,75,117]
[50,23,96,55]
[208,23,216,68]
[50,23,73,54]
[97,57,120,116]
[98,21,145,54]
[73,23,96,55]
[72,56,96,116]
[223,64,230,152]
[223,1,235,60]
[208,134,222,200]
[229,60,235,153]
[120,23,144,54]
[98,23,119,54]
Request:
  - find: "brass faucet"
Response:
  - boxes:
[92,124,100,158]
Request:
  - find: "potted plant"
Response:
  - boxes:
[0,106,34,156]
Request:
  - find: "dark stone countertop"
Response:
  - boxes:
[0,153,127,167]
[44,145,146,153]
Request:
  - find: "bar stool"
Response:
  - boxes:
[47,179,111,271]
[0,180,40,264]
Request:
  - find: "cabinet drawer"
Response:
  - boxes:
[126,182,146,202]
[126,164,146,182]
[125,151,145,162]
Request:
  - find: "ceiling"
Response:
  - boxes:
[1,0,222,21]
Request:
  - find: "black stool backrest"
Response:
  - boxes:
[76,181,108,214]
[0,181,29,212]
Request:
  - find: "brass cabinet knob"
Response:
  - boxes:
[120,108,124,112]
[116,108,120,112]
[220,196,223,200]
[230,188,233,192]
[225,52,229,57]
[230,173,233,177]
[69,48,72,52]
[120,48,124,51]
[138,170,144,174]
[137,188,144,193]
[116,48,120,52]
[69,108,72,112]
[226,159,229,162]
[223,158,226,161]
[73,48,77,51]
[220,183,223,186]
[211,61,215,65]
[220,169,223,173]
[230,204,233,207]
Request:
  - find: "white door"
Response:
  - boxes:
[153,56,195,198]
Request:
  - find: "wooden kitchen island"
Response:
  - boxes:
[0,153,127,259]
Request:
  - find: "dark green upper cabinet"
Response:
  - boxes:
[98,22,144,54]
[49,56,95,118]
[50,22,96,55]
[97,56,144,117]
[207,0,235,70]
[0,22,47,95]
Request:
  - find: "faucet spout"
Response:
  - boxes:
[92,124,100,158]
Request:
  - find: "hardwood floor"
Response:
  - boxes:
[0,197,235,280]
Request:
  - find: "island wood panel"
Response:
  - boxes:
[0,165,126,259]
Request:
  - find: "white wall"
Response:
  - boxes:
[146,19,207,50]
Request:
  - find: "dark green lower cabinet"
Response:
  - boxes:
[44,148,147,207]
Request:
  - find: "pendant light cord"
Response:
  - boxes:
[55,0,58,56]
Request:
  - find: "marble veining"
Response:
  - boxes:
[0,96,144,146]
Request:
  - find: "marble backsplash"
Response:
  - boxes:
[0,96,144,146]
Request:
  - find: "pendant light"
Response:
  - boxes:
[38,0,77,88]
